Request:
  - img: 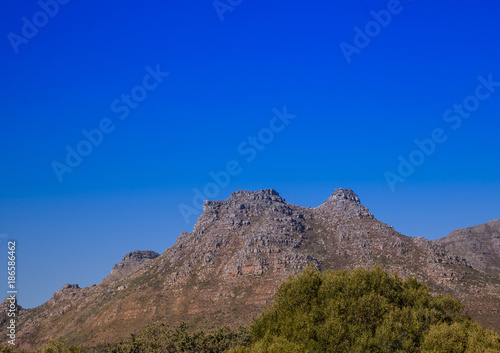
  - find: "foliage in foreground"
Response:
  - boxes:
[0,337,82,353]
[2,266,500,352]
[229,265,500,353]
[107,323,250,353]
[0,326,248,353]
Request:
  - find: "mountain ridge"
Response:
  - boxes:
[3,188,500,349]
[435,219,500,277]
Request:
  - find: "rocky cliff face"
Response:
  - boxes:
[6,189,500,349]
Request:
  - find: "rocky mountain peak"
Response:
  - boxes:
[199,189,286,218]
[230,188,281,198]
[213,189,284,206]
[329,188,360,203]
[316,188,374,219]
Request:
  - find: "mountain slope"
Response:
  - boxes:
[435,219,500,277]
[6,189,500,349]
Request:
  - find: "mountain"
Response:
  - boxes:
[5,188,500,349]
[435,219,500,277]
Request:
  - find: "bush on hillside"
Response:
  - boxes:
[107,322,249,353]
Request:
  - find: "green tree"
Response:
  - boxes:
[422,321,500,353]
[234,265,500,352]
[41,338,83,353]
[108,322,249,353]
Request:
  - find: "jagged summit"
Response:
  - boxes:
[201,188,365,212]
[198,188,373,222]
[202,189,286,213]
[225,188,284,204]
[317,188,374,219]
[230,188,281,198]
[327,188,361,203]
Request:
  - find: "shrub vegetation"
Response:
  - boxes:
[229,265,500,353]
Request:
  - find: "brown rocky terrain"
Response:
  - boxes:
[4,188,500,349]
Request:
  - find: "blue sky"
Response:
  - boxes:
[1,0,499,308]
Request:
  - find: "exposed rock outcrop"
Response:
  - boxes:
[105,250,160,282]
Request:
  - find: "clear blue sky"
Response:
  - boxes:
[1,0,499,308]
